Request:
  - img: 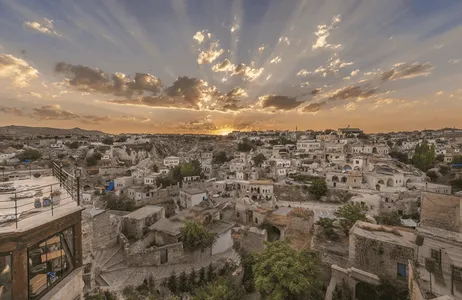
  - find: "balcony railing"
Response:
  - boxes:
[0,163,80,229]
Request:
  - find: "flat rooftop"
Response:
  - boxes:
[208,220,234,234]
[123,205,163,220]
[149,218,183,236]
[182,188,205,195]
[351,221,416,249]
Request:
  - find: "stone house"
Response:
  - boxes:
[349,221,416,280]
[163,156,180,168]
[179,188,206,208]
[122,205,165,240]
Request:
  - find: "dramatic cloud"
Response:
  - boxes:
[55,62,162,96]
[197,41,224,64]
[302,102,325,113]
[328,85,377,101]
[260,95,303,111]
[211,59,264,82]
[312,15,342,50]
[33,104,80,120]
[23,18,62,37]
[297,69,311,77]
[0,105,23,116]
[212,59,235,72]
[270,56,282,64]
[0,53,38,87]
[193,30,211,44]
[381,62,433,81]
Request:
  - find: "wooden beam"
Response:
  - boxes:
[11,248,28,300]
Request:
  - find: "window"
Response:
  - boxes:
[0,253,12,300]
[28,227,75,299]
[431,249,441,265]
[397,263,407,279]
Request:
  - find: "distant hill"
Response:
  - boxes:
[0,125,105,137]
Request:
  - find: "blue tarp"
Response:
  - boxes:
[107,181,114,191]
[452,164,462,168]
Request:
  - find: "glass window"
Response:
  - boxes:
[28,227,75,300]
[397,263,407,279]
[0,253,12,300]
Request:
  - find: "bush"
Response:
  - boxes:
[180,221,216,252]
[17,149,42,161]
[316,217,339,241]
[426,170,438,182]
[439,165,450,175]
[375,212,401,226]
[308,178,328,199]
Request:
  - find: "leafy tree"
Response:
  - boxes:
[252,153,267,167]
[426,170,438,182]
[167,271,177,294]
[68,141,79,149]
[103,193,135,211]
[452,155,462,164]
[336,202,368,235]
[178,271,188,293]
[192,277,245,300]
[412,141,436,172]
[116,135,128,142]
[188,268,197,291]
[198,266,206,284]
[206,263,215,282]
[156,176,177,188]
[450,179,462,192]
[316,217,339,241]
[308,178,328,199]
[213,151,229,165]
[86,155,98,166]
[16,149,42,161]
[439,165,450,175]
[253,240,324,300]
[436,154,445,162]
[375,278,409,300]
[237,141,253,152]
[152,164,159,172]
[102,137,114,145]
[241,252,256,292]
[180,160,202,177]
[375,212,401,226]
[180,221,216,252]
[389,151,409,164]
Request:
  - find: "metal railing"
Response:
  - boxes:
[0,163,80,229]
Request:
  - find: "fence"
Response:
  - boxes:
[0,163,80,229]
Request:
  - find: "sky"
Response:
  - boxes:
[1,0,462,135]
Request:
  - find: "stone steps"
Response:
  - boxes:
[95,274,109,287]
[99,246,122,270]
[102,248,126,271]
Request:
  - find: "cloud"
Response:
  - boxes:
[312,15,342,50]
[23,18,62,37]
[212,59,235,72]
[381,62,433,81]
[193,31,205,44]
[328,85,377,101]
[270,56,282,64]
[33,104,80,120]
[449,59,461,64]
[278,37,290,45]
[211,60,264,82]
[197,41,224,64]
[302,102,325,113]
[344,102,358,111]
[297,69,311,77]
[55,62,162,96]
[259,95,303,111]
[0,105,23,116]
[0,53,38,87]
[176,116,218,132]
[258,46,265,53]
[230,24,239,33]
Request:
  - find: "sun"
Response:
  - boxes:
[215,128,233,136]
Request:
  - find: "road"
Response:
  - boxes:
[276,200,340,221]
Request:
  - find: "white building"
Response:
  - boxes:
[163,156,180,168]
[114,176,134,191]
[50,140,64,148]
[179,188,206,208]
[297,140,321,152]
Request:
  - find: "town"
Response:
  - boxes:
[1,125,462,300]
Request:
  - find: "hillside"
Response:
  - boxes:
[0,125,105,137]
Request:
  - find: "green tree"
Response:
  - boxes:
[180,221,216,252]
[439,165,450,175]
[237,138,254,152]
[213,151,229,165]
[375,212,401,226]
[102,137,114,145]
[68,141,79,149]
[180,160,202,177]
[241,252,256,292]
[178,271,188,293]
[316,217,339,241]
[412,141,436,172]
[308,178,328,199]
[389,151,409,164]
[192,277,245,300]
[198,266,206,284]
[188,268,197,291]
[436,154,445,162]
[375,278,409,300]
[16,149,42,161]
[167,271,177,294]
[116,135,128,143]
[336,202,368,235]
[152,164,159,172]
[426,170,438,182]
[252,153,267,167]
[206,263,215,282]
[253,240,323,300]
[452,155,462,164]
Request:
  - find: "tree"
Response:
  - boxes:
[188,268,197,291]
[316,217,339,241]
[412,141,436,172]
[439,165,450,175]
[192,277,245,300]
[116,135,128,143]
[180,221,216,252]
[16,149,42,161]
[252,153,267,167]
[336,202,368,235]
[426,170,438,182]
[152,164,159,172]
[357,133,369,140]
[241,252,256,292]
[452,155,462,164]
[253,240,324,300]
[167,271,178,294]
[207,263,215,282]
[436,154,445,162]
[212,151,229,165]
[102,137,114,145]
[180,160,202,177]
[375,212,401,226]
[178,271,188,293]
[156,176,177,188]
[308,178,328,199]
[389,151,409,164]
[237,138,254,152]
[198,266,206,284]
[68,141,79,149]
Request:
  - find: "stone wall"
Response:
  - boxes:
[42,267,84,300]
[407,261,425,300]
[351,235,414,279]
[420,192,461,232]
